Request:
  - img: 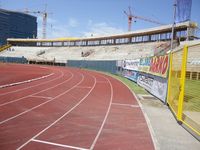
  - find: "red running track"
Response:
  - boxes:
[0,63,53,87]
[0,64,155,150]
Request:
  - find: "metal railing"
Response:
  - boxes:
[0,44,12,52]
[167,44,200,137]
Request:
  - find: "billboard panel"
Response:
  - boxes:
[137,73,168,102]
[138,54,169,78]
[123,70,138,82]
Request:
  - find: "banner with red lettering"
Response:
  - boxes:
[149,55,169,78]
[138,54,169,78]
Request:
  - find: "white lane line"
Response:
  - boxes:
[17,75,96,150]
[32,139,89,150]
[96,81,108,83]
[0,73,54,89]
[112,102,140,108]
[89,76,113,150]
[0,72,79,125]
[0,71,73,107]
[0,69,64,96]
[30,96,53,99]
[39,66,47,69]
[113,77,160,150]
[76,86,92,89]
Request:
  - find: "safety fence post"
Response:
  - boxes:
[177,45,188,122]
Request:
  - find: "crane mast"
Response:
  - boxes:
[23,5,50,39]
[42,12,47,39]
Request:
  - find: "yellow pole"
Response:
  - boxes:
[177,45,188,122]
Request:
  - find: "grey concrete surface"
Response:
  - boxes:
[137,94,200,150]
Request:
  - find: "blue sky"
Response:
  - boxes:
[1,0,199,38]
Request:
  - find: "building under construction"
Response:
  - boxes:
[0,8,37,45]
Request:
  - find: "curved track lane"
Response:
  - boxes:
[0,64,155,150]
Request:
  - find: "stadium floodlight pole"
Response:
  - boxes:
[170,0,177,51]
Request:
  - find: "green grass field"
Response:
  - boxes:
[83,68,148,95]
[184,79,200,111]
[106,73,148,95]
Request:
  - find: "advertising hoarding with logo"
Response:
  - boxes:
[137,73,167,102]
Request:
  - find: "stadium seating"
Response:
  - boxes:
[0,42,167,63]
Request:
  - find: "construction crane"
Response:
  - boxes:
[24,5,51,39]
[124,6,164,31]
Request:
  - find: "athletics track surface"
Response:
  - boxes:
[0,63,155,150]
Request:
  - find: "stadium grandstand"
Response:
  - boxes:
[1,1,200,148]
[0,21,197,65]
[7,21,197,47]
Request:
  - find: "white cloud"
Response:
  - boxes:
[36,17,124,38]
[38,24,71,39]
[68,18,79,27]
[83,21,125,37]
[48,25,71,38]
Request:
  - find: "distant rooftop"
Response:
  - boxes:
[0,8,37,18]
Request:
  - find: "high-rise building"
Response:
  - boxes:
[0,8,37,45]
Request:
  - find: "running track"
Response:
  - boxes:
[0,64,155,150]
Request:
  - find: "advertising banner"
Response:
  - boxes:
[123,70,138,82]
[149,55,169,78]
[138,57,151,73]
[123,59,140,71]
[137,73,167,102]
[137,74,153,92]
[151,77,168,102]
[138,54,169,78]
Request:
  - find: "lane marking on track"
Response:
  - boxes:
[0,72,79,125]
[96,81,108,83]
[0,71,73,107]
[89,76,113,150]
[17,74,96,150]
[76,86,92,89]
[39,66,47,69]
[0,73,54,89]
[0,68,67,96]
[112,102,140,107]
[29,95,53,100]
[32,139,89,150]
[113,77,160,150]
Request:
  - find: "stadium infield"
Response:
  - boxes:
[0,63,154,150]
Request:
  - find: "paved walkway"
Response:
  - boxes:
[138,94,200,150]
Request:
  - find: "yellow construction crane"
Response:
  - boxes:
[24,5,52,39]
[124,6,164,31]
